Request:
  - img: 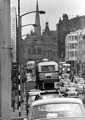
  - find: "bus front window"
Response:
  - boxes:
[41,65,55,72]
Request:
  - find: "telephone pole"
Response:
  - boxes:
[0,0,11,120]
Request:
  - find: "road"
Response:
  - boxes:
[11,90,85,118]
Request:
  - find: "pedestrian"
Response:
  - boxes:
[26,91,29,116]
[11,90,15,112]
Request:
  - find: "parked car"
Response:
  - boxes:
[28,97,85,120]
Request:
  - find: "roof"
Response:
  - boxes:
[38,61,58,66]
[31,97,82,107]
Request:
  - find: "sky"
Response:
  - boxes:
[11,0,85,37]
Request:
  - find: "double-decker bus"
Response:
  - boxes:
[36,59,60,90]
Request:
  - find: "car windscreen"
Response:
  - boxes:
[32,103,83,119]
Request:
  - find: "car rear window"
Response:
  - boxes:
[32,103,83,119]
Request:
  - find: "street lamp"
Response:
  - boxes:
[20,10,45,38]
[22,34,29,38]
[21,24,38,38]
[18,0,45,67]
[18,0,45,64]
[17,0,45,116]
[20,10,45,17]
[22,24,38,28]
[21,23,38,38]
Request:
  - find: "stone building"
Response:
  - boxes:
[65,29,84,75]
[20,0,58,66]
[58,14,85,61]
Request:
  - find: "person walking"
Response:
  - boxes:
[11,90,15,112]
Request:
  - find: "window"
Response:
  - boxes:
[38,48,41,55]
[72,43,75,49]
[72,36,74,40]
[28,48,31,55]
[72,51,74,57]
[75,43,77,47]
[70,51,72,57]
[75,36,77,40]
[32,48,36,54]
[70,43,72,49]
[41,65,55,72]
[32,103,83,119]
[75,51,77,57]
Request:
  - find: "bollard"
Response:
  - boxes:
[18,73,21,116]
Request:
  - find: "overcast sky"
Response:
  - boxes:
[11,0,85,37]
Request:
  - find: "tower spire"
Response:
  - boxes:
[34,0,41,36]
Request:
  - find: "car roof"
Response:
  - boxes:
[40,89,59,95]
[38,61,58,66]
[31,97,83,107]
[28,91,41,96]
[28,89,42,96]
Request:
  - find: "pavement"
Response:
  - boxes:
[11,109,19,117]
[11,96,27,118]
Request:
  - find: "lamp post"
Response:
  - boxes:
[21,23,38,38]
[18,0,45,116]
[18,0,45,66]
[20,10,45,17]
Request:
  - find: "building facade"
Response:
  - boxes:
[58,14,85,61]
[65,29,85,76]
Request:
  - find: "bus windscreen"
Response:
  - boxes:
[41,65,55,72]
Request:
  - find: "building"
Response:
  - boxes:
[19,0,58,67]
[58,14,85,61]
[65,29,84,76]
[81,32,85,76]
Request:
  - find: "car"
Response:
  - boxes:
[66,86,78,98]
[27,89,42,105]
[76,83,84,93]
[34,89,60,100]
[28,97,85,120]
[26,89,42,115]
[59,86,67,93]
